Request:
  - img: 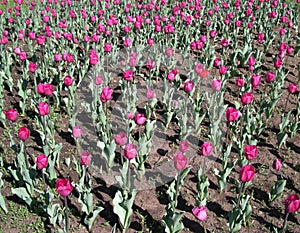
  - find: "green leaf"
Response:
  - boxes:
[113,189,137,230]
[11,187,33,206]
[269,179,286,202]
[84,206,104,231]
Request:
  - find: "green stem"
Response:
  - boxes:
[64,196,69,233]
[41,169,45,184]
[281,212,289,233]
[23,142,29,168]
[127,160,131,190]
[237,182,245,208]
[175,171,181,208]
[120,146,124,165]
[203,221,207,233]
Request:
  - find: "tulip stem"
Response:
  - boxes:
[175,171,181,208]
[41,169,45,184]
[42,116,49,149]
[281,212,289,233]
[284,93,290,113]
[202,157,206,174]
[11,122,16,145]
[127,160,131,190]
[203,221,207,233]
[120,146,124,165]
[23,142,29,168]
[237,182,245,208]
[64,196,70,233]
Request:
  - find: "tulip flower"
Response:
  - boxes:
[124,144,138,160]
[72,126,82,139]
[173,152,188,171]
[18,126,30,141]
[5,108,18,122]
[244,145,258,161]
[179,141,189,153]
[56,178,73,232]
[80,151,92,166]
[36,154,48,170]
[100,87,113,103]
[272,158,282,171]
[266,72,275,83]
[184,80,194,93]
[240,164,255,183]
[212,79,222,91]
[192,206,207,221]
[123,69,134,81]
[201,142,213,157]
[38,102,50,116]
[241,92,253,105]
[282,194,300,233]
[226,107,241,122]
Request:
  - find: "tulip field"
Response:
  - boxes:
[1,0,300,232]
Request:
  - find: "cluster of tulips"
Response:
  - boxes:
[0,0,300,232]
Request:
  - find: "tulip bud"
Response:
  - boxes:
[18,126,30,141]
[272,158,282,171]
[173,152,188,170]
[124,144,138,160]
[192,206,207,221]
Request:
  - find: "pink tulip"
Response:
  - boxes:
[192,206,207,221]
[266,72,275,83]
[274,58,283,69]
[213,58,221,68]
[5,108,18,122]
[89,52,99,65]
[285,194,300,213]
[124,144,138,160]
[167,69,178,81]
[184,80,194,93]
[173,152,188,170]
[272,158,282,171]
[212,79,222,91]
[37,102,50,116]
[123,37,131,47]
[244,145,258,160]
[219,66,227,75]
[56,178,73,197]
[126,112,134,120]
[241,92,253,105]
[19,51,27,60]
[123,69,134,81]
[94,76,103,85]
[135,113,146,125]
[36,154,48,169]
[240,164,255,182]
[100,87,113,103]
[165,48,174,57]
[80,151,92,166]
[236,78,245,87]
[288,83,298,94]
[247,56,256,66]
[64,76,73,86]
[146,88,155,99]
[104,43,112,53]
[28,63,37,73]
[72,126,82,138]
[54,54,61,62]
[201,142,213,156]
[250,73,261,90]
[18,126,30,141]
[115,132,127,146]
[179,141,189,153]
[226,107,241,122]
